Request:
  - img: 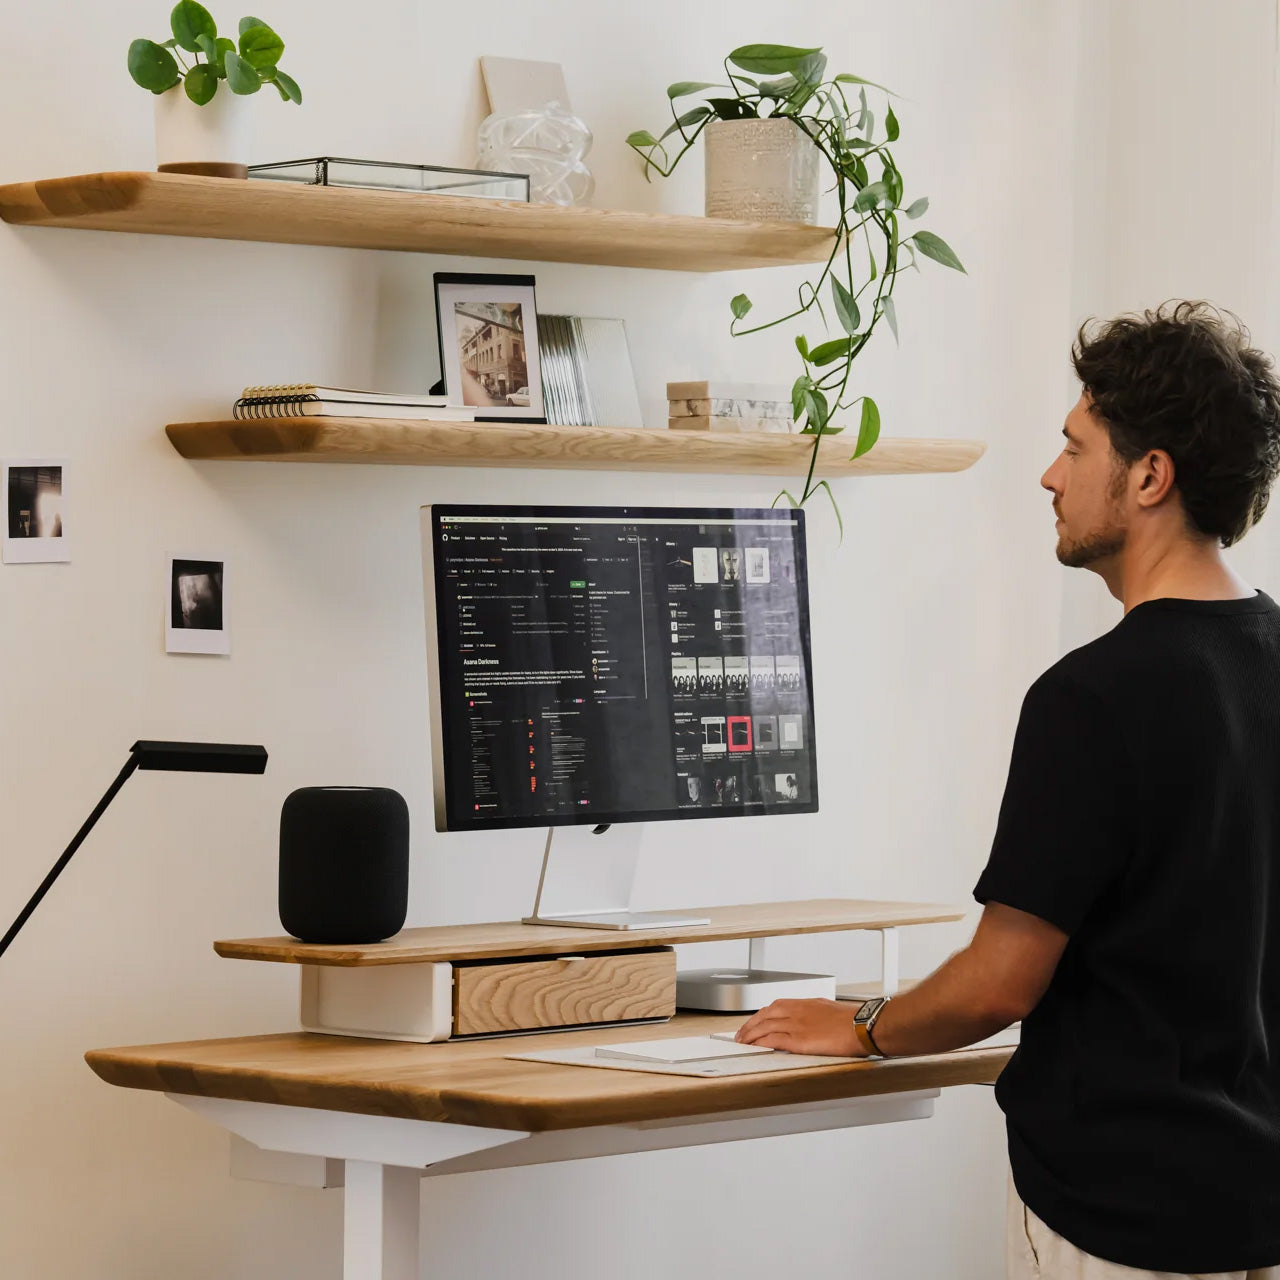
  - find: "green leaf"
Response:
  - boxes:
[796,51,827,84]
[794,333,810,360]
[658,106,712,142]
[853,397,881,457]
[224,50,262,93]
[239,15,267,35]
[791,374,812,420]
[757,75,797,98]
[815,480,845,541]
[667,81,718,98]
[885,103,900,142]
[706,97,758,120]
[773,488,801,510]
[184,62,217,104]
[273,67,301,103]
[809,337,852,366]
[127,39,180,93]
[728,43,822,76]
[730,293,752,320]
[834,72,895,96]
[905,196,929,219]
[170,0,216,52]
[831,276,861,335]
[626,130,659,148]
[852,180,888,214]
[195,32,217,59]
[239,23,284,69]
[801,387,830,433]
[880,296,899,345]
[910,230,966,272]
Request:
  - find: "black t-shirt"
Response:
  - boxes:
[974,592,1280,1273]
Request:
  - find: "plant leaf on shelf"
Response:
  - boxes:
[910,229,966,272]
[834,72,896,97]
[239,23,284,69]
[667,81,719,99]
[853,397,881,457]
[881,295,899,345]
[626,130,659,147]
[239,14,268,35]
[128,38,180,93]
[730,293,753,320]
[728,43,822,75]
[224,49,262,93]
[905,196,929,219]
[831,277,861,336]
[809,337,853,366]
[184,62,218,104]
[272,68,302,103]
[170,0,216,53]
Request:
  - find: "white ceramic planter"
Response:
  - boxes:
[154,85,255,178]
[704,117,821,224]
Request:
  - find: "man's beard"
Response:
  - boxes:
[1056,525,1126,567]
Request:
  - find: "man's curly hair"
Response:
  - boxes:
[1071,300,1280,546]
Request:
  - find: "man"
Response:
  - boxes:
[737,300,1280,1278]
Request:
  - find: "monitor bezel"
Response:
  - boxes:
[423,503,818,832]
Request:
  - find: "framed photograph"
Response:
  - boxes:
[166,556,230,655]
[4,459,69,563]
[434,272,546,422]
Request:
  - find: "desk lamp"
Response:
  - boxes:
[0,740,268,961]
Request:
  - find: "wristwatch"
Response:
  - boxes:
[852,996,891,1057]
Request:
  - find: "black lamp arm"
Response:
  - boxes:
[0,752,142,961]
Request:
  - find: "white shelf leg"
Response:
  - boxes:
[880,927,900,996]
[748,936,768,971]
[343,1160,420,1280]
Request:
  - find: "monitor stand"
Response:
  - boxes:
[522,824,711,931]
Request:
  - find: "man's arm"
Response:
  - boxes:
[734,902,1068,1057]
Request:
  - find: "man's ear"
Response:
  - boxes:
[1135,448,1177,509]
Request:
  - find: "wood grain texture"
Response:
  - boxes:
[85,1013,1012,1131]
[452,949,675,1035]
[215,900,969,967]
[164,418,986,477]
[0,171,839,271]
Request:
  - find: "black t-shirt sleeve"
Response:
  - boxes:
[974,670,1129,934]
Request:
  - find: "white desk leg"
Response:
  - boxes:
[343,1161,420,1280]
[748,936,768,970]
[880,928,900,996]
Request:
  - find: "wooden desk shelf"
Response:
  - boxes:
[0,171,839,271]
[166,418,986,477]
[215,899,967,967]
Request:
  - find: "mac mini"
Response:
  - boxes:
[676,968,837,1012]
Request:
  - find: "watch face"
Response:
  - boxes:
[855,997,884,1025]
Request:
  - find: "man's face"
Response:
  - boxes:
[1041,393,1129,568]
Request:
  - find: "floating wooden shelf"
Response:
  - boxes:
[166,417,986,477]
[214,899,967,967]
[0,171,840,271]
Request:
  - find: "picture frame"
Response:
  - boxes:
[3,459,69,564]
[166,555,230,655]
[433,272,546,422]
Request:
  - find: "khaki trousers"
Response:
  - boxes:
[1007,1176,1280,1280]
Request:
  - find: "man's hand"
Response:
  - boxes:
[734,998,870,1057]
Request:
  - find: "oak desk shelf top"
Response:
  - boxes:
[215,898,968,967]
[166,418,987,477]
[85,1013,1011,1131]
[0,171,839,271]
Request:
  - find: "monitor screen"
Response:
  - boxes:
[424,505,818,831]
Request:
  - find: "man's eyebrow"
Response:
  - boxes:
[1062,423,1080,443]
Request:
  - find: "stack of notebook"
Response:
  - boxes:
[667,380,795,433]
[232,384,478,421]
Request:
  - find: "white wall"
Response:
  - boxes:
[0,1,1211,1276]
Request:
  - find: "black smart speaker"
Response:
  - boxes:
[278,787,409,943]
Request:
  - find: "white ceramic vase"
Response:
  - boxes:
[154,85,255,178]
[704,117,821,224]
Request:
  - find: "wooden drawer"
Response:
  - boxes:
[452,947,676,1036]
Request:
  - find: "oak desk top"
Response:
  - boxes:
[87,1014,1012,1133]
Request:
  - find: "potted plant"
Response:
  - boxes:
[128,2,301,179]
[628,43,965,524]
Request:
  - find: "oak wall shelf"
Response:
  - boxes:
[166,417,986,477]
[0,171,839,271]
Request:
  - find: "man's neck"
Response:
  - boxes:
[1096,532,1254,612]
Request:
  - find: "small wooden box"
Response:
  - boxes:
[452,947,676,1036]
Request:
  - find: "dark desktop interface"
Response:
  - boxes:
[430,507,818,830]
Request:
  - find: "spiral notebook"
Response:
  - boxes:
[232,384,477,421]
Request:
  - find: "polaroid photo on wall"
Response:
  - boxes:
[4,459,69,563]
[166,556,230,655]
[433,272,546,422]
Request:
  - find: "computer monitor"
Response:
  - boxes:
[423,505,818,835]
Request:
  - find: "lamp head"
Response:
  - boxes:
[130,741,268,774]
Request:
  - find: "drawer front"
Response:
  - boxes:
[452,947,676,1036]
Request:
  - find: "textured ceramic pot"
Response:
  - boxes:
[704,117,820,224]
[154,86,254,178]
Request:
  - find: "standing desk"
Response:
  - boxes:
[85,900,1013,1279]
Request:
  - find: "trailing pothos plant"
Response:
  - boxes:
[628,42,964,529]
[128,3,301,105]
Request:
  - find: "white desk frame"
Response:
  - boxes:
[176,1087,938,1280]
